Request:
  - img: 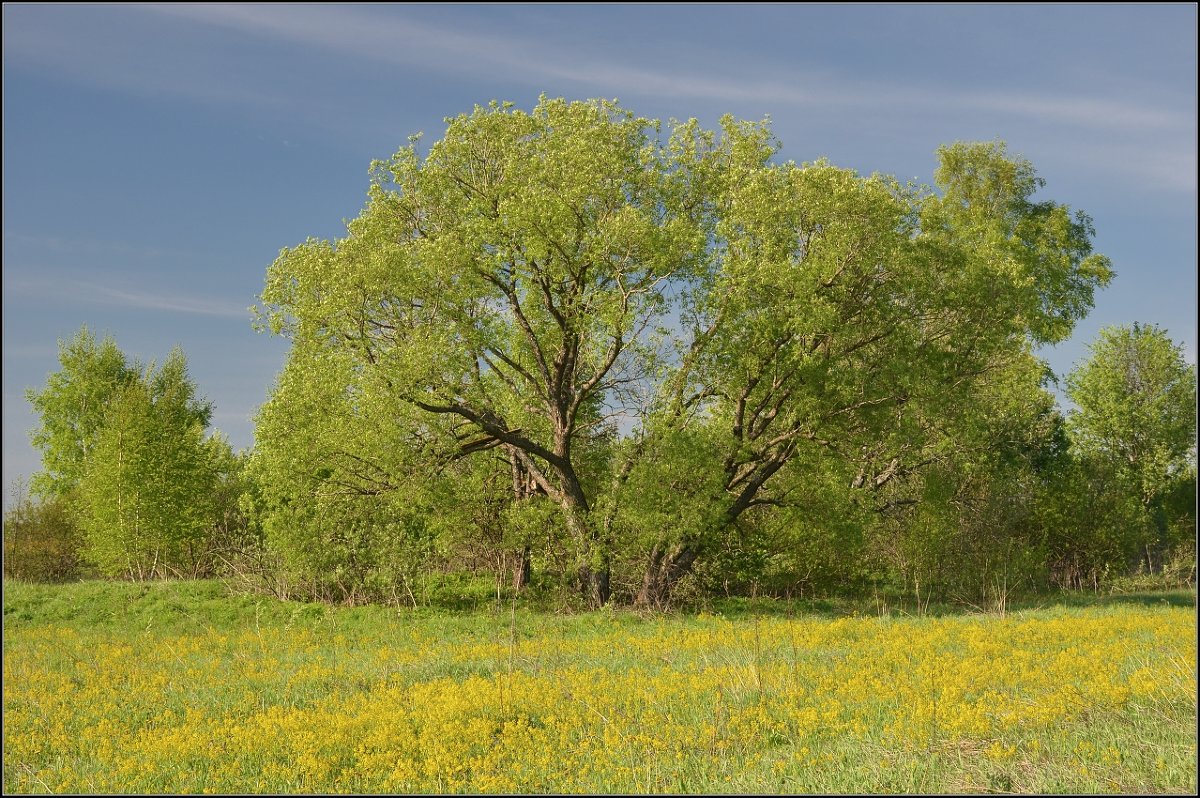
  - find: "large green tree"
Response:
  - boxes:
[257,98,1112,607]
[259,97,707,605]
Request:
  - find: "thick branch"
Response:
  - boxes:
[412,399,568,472]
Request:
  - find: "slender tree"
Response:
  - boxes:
[28,330,221,579]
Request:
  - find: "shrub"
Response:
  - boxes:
[2,484,86,582]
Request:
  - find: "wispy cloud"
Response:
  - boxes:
[1056,140,1198,195]
[6,273,249,319]
[141,4,534,75]
[7,4,1194,192]
[138,4,1193,137]
[2,232,201,263]
[960,93,1187,133]
[90,285,250,318]
[2,4,285,109]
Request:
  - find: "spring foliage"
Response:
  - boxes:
[17,99,1192,606]
[24,328,230,578]
[253,97,1114,605]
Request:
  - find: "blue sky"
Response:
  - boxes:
[3,3,1196,505]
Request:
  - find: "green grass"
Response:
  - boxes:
[3,578,1196,794]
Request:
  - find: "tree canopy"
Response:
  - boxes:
[27,327,139,499]
[1066,323,1196,502]
[255,96,1114,607]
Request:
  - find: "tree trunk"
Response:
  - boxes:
[507,448,539,591]
[563,503,610,608]
[512,545,531,590]
[579,563,611,608]
[635,544,699,609]
[634,455,788,609]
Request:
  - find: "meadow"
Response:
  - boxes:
[3,579,1196,794]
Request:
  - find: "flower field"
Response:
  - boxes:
[3,580,1196,793]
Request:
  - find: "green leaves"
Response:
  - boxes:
[923,141,1113,347]
[27,328,221,579]
[1067,323,1197,507]
[255,98,1118,605]
[27,327,138,498]
[257,97,722,599]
